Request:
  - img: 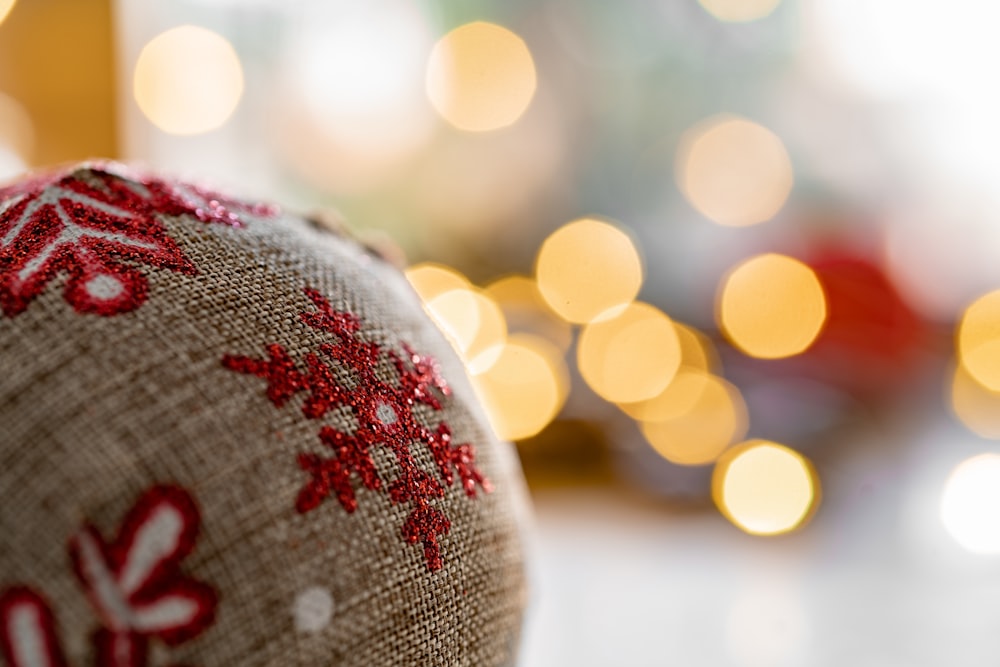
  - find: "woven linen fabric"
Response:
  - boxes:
[0,163,527,667]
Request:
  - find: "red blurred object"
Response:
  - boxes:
[802,249,930,399]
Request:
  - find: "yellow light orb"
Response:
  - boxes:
[699,0,782,22]
[536,218,643,324]
[950,364,1000,439]
[958,290,1000,391]
[133,26,244,136]
[941,454,1000,554]
[0,0,15,26]
[425,288,507,374]
[677,115,793,227]
[718,253,827,359]
[405,263,472,303]
[473,334,569,441]
[426,21,537,132]
[639,373,748,465]
[673,322,719,373]
[713,440,818,536]
[485,275,573,352]
[577,302,681,403]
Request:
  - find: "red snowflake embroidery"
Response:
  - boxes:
[0,485,217,667]
[0,163,277,317]
[222,288,492,572]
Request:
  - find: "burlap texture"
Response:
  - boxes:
[0,164,527,666]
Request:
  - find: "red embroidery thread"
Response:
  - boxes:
[0,485,218,667]
[222,288,492,571]
[0,163,277,317]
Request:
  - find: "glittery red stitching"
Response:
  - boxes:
[0,485,218,667]
[0,163,278,317]
[222,288,492,571]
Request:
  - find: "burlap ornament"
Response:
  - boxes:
[0,163,528,667]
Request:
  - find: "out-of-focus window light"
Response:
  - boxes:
[282,0,435,194]
[713,440,819,536]
[0,0,15,26]
[577,302,681,404]
[426,21,537,133]
[639,372,748,465]
[699,0,782,22]
[718,253,827,360]
[535,218,643,324]
[940,453,1000,554]
[133,26,244,136]
[0,91,32,179]
[957,290,1000,391]
[473,334,569,441]
[676,115,793,227]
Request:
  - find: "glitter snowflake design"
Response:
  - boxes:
[0,485,217,667]
[0,163,276,317]
[222,288,492,571]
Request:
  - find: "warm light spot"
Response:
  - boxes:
[699,0,781,22]
[718,253,827,359]
[674,322,718,373]
[536,218,643,324]
[426,21,537,132]
[950,364,1000,439]
[958,290,1000,391]
[133,26,244,136]
[473,334,569,440]
[941,453,1000,554]
[638,373,748,464]
[0,0,15,26]
[713,440,818,536]
[0,92,34,164]
[282,0,435,193]
[577,302,681,403]
[405,263,471,303]
[425,288,507,374]
[485,275,573,352]
[677,115,793,227]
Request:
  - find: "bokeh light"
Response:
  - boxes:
[957,290,1000,391]
[426,21,537,132]
[536,218,643,324]
[940,453,1000,554]
[618,321,719,422]
[677,115,793,227]
[718,253,827,359]
[713,440,818,536]
[639,373,748,465]
[425,287,507,374]
[699,0,782,23]
[474,334,569,441]
[133,26,244,136]
[485,275,573,352]
[0,0,15,27]
[405,262,472,303]
[281,1,435,193]
[577,302,681,403]
[949,364,1000,439]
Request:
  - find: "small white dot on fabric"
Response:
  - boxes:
[293,586,334,633]
[84,274,124,300]
[375,402,398,425]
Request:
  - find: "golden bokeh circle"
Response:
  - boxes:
[718,253,827,359]
[536,218,643,324]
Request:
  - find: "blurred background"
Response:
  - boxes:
[5,0,1000,663]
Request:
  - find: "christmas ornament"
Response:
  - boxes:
[0,162,527,666]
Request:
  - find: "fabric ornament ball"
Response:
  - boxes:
[0,162,528,667]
